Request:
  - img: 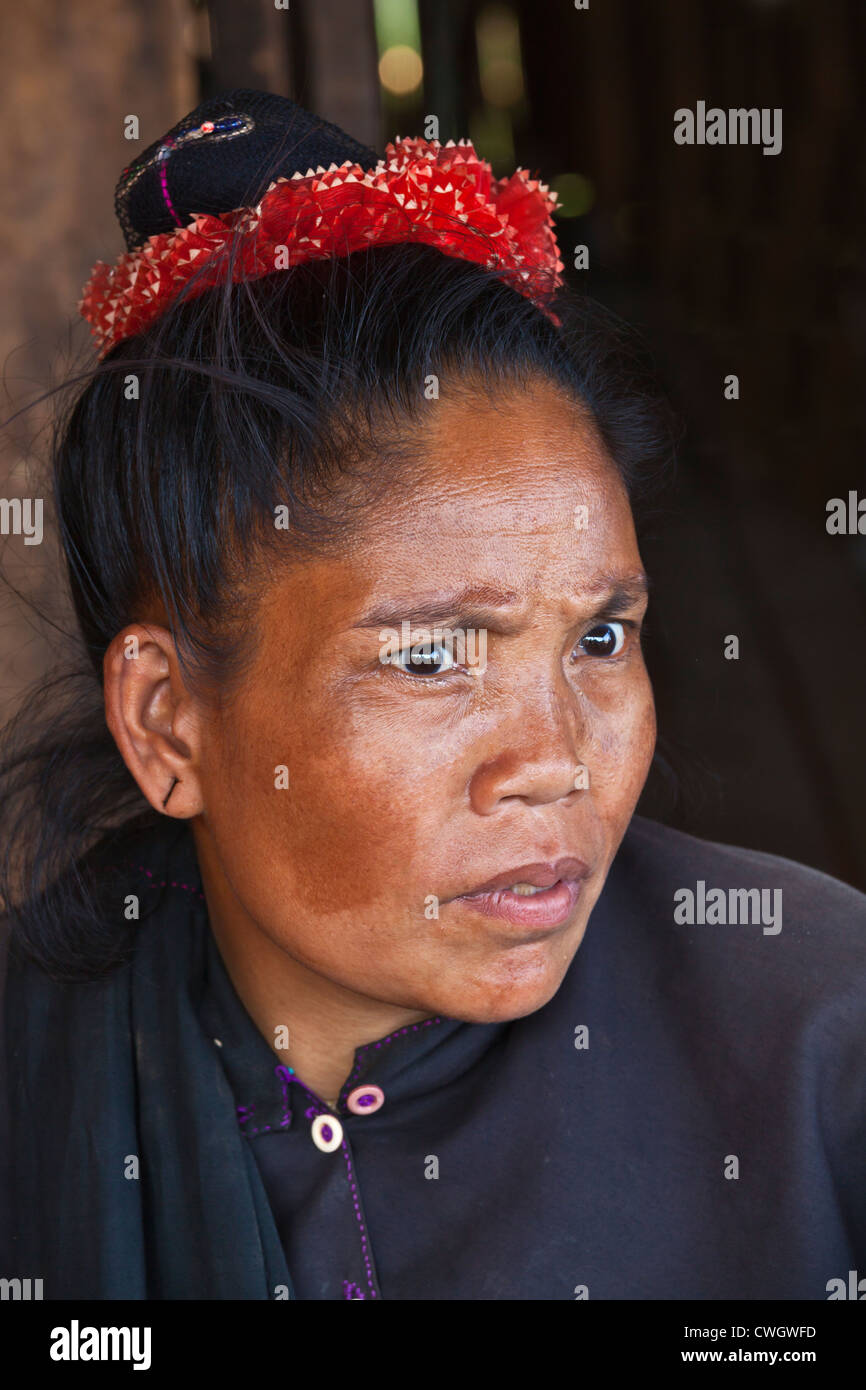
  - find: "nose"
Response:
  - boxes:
[467,680,590,814]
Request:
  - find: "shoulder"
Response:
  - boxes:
[590,816,866,1034]
[622,813,864,894]
[615,813,866,943]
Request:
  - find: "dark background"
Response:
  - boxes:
[1,0,864,886]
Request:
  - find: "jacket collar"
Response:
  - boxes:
[128,817,508,1134]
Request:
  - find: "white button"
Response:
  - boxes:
[311,1113,344,1152]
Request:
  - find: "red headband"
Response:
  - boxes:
[79,136,564,357]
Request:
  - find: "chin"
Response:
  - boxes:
[433,957,569,1025]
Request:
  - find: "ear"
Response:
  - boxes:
[103,624,206,818]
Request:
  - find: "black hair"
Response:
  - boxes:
[0,234,678,982]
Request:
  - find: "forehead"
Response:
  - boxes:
[259,381,640,635]
[395,379,623,531]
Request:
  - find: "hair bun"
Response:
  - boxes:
[115,89,379,251]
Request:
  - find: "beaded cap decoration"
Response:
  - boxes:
[80,89,565,357]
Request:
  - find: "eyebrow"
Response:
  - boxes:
[351,572,650,631]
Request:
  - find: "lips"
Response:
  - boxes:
[458,857,590,898]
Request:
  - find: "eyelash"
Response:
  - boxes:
[382,619,640,682]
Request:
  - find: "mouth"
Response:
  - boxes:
[453,858,590,929]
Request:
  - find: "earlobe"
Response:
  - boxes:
[103,624,204,818]
[161,776,180,809]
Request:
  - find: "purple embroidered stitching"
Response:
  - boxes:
[236,1102,275,1137]
[274,1065,294,1130]
[284,1076,379,1295]
[118,857,432,1299]
[338,1016,445,1105]
[237,1072,293,1138]
[157,142,181,226]
[117,862,206,900]
[340,1140,378,1298]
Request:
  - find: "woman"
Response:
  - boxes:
[0,89,863,1301]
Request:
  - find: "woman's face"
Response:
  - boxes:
[193,379,655,1023]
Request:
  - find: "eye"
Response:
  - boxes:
[385,637,459,678]
[578,621,627,658]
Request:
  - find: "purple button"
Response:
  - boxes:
[346,1084,385,1115]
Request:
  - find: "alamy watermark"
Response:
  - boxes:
[0,1276,42,1299]
[674,880,782,934]
[674,102,782,156]
[0,497,43,544]
[49,1320,151,1370]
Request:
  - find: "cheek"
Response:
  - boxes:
[201,688,442,919]
[581,665,657,810]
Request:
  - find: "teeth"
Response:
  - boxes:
[509,882,547,896]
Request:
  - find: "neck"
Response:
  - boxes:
[192,827,431,1106]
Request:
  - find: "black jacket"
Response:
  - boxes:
[1,814,864,1299]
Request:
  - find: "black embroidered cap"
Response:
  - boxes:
[82,89,562,356]
[115,88,379,251]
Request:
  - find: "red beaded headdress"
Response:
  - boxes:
[79,97,565,358]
